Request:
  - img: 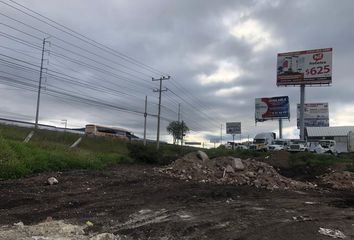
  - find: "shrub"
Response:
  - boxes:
[0,136,29,179]
[127,143,160,164]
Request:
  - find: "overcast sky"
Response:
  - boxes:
[0,0,354,147]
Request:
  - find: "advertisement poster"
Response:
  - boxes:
[226,122,241,134]
[297,103,329,128]
[277,48,332,85]
[255,96,290,122]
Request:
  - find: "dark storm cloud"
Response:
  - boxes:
[0,0,353,145]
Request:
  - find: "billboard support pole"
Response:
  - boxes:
[279,118,283,139]
[220,124,223,145]
[299,85,306,140]
[232,134,235,150]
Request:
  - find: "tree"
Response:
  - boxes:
[166,121,189,145]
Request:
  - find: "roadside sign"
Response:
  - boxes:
[226,122,241,134]
[210,139,220,143]
[255,96,290,122]
[297,103,329,128]
[277,48,332,86]
[184,142,201,145]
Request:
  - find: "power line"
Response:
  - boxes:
[1,0,166,76]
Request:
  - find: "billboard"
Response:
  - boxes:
[184,142,202,145]
[226,122,241,134]
[210,139,220,143]
[297,103,329,128]
[277,48,332,86]
[255,96,290,122]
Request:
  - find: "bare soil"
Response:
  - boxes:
[0,164,354,239]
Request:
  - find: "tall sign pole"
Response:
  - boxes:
[232,134,235,150]
[152,76,170,150]
[299,85,306,140]
[279,118,283,139]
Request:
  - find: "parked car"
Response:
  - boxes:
[267,139,290,151]
[236,144,248,150]
[225,142,248,150]
[288,139,309,152]
[313,140,337,154]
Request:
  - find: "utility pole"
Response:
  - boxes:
[181,120,184,146]
[61,119,67,131]
[152,76,170,150]
[143,96,147,146]
[35,38,48,129]
[177,103,181,145]
[178,103,181,122]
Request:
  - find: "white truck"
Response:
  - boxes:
[267,139,290,151]
[249,132,276,151]
[313,140,337,154]
[288,139,309,152]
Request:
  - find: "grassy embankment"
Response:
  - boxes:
[1,123,353,180]
[0,123,135,179]
[0,123,197,179]
[288,151,354,170]
[205,145,354,173]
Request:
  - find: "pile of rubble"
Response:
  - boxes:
[319,171,354,190]
[159,151,314,191]
[0,220,125,240]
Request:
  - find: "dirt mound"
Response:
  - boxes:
[160,152,314,191]
[319,171,354,190]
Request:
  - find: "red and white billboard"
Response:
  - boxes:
[277,48,332,86]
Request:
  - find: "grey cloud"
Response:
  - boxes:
[0,0,353,142]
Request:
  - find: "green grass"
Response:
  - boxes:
[0,136,131,179]
[205,147,267,159]
[0,123,196,179]
[0,124,133,179]
[1,123,353,179]
[289,151,354,167]
[0,124,129,154]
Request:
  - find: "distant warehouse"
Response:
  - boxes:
[85,124,138,141]
[305,126,354,153]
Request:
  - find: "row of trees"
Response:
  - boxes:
[166,121,189,145]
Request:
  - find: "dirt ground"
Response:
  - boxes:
[0,164,354,239]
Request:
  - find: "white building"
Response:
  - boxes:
[305,126,354,153]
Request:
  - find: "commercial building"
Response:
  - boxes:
[305,126,354,152]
